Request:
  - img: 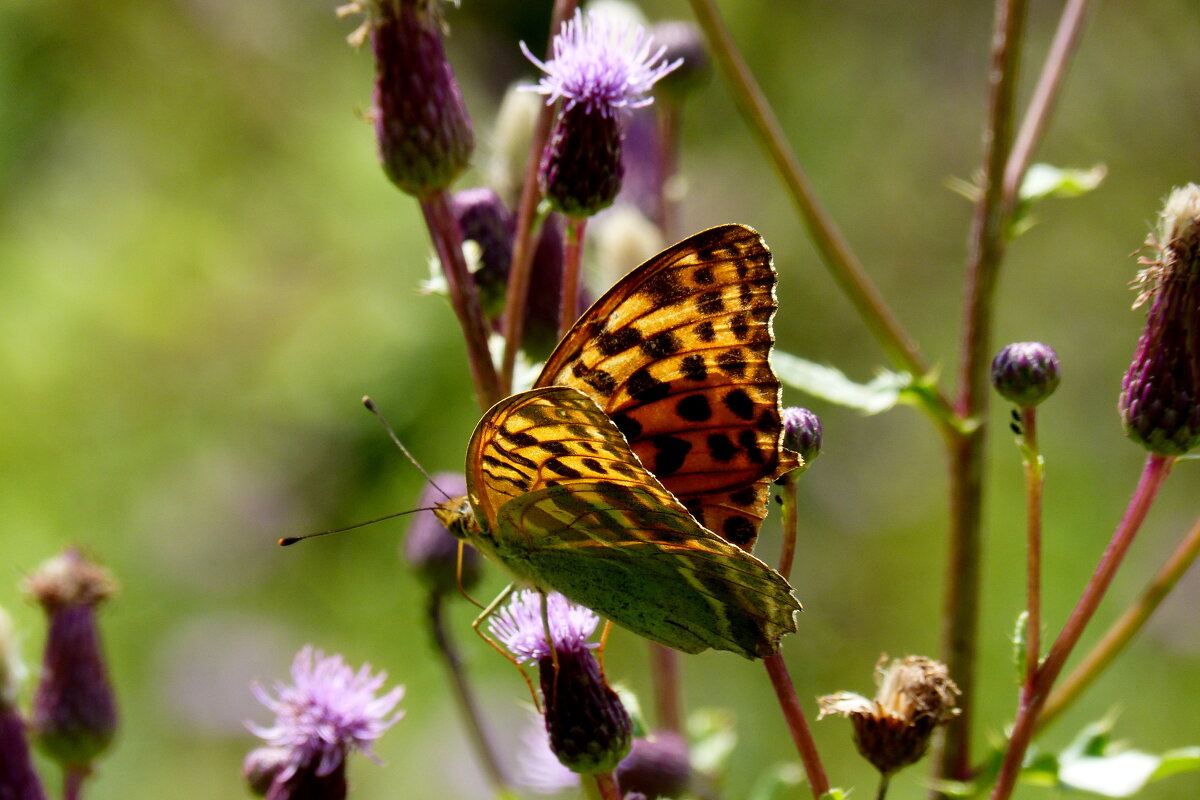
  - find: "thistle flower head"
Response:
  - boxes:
[991,342,1062,408]
[521,10,682,119]
[0,606,47,800]
[488,590,599,663]
[818,655,959,777]
[491,591,629,773]
[248,647,404,787]
[25,549,118,770]
[1120,184,1200,455]
[362,0,474,197]
[616,731,691,799]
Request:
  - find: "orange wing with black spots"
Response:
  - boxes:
[535,224,798,551]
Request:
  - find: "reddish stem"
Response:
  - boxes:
[988,453,1175,800]
[500,0,579,390]
[648,642,683,734]
[420,189,503,410]
[559,216,587,339]
[763,653,830,798]
[1039,512,1200,731]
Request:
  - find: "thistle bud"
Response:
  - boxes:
[782,406,822,466]
[1119,184,1200,455]
[402,473,481,595]
[451,188,514,321]
[24,548,118,770]
[991,342,1062,408]
[0,606,49,800]
[616,731,691,799]
[818,655,959,777]
[368,0,474,197]
[491,591,631,774]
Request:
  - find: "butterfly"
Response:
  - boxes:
[435,224,800,659]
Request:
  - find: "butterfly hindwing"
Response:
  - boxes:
[464,386,799,658]
[535,224,798,550]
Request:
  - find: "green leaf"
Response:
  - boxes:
[1010,163,1107,238]
[746,762,804,800]
[1018,163,1107,202]
[773,351,910,414]
[1059,749,1161,796]
[819,790,849,800]
[1149,747,1200,781]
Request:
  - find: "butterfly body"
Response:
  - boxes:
[439,224,801,659]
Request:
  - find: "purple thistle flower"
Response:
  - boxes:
[522,10,681,218]
[521,10,682,119]
[488,590,599,663]
[247,647,404,791]
[489,591,629,774]
[1,606,49,800]
[782,406,823,467]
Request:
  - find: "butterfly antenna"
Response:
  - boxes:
[362,395,455,501]
[278,508,423,546]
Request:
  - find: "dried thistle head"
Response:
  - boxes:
[818,655,960,776]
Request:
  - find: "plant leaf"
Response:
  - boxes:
[773,351,910,414]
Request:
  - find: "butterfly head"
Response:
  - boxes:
[433,495,478,541]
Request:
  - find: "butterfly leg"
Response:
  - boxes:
[597,620,613,681]
[456,542,487,610]
[471,583,542,712]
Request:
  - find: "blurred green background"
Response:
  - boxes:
[1,0,1197,798]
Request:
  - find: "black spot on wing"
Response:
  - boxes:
[611,413,642,442]
[572,362,617,397]
[708,433,737,462]
[507,431,538,448]
[628,368,672,404]
[729,486,757,507]
[738,429,765,463]
[596,327,643,356]
[676,394,712,422]
[723,388,755,420]
[545,458,582,479]
[581,457,606,474]
[642,330,682,359]
[730,312,750,341]
[681,354,707,382]
[693,266,714,285]
[756,409,782,434]
[695,321,716,343]
[652,435,691,476]
[697,291,724,316]
[541,440,569,456]
[644,270,689,305]
[716,349,748,378]
[723,516,756,547]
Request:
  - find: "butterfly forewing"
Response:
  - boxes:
[465,386,799,658]
[536,224,798,550]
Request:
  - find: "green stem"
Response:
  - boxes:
[499,0,578,391]
[582,771,621,800]
[559,216,587,339]
[1038,512,1200,731]
[935,0,1029,786]
[686,0,956,437]
[1020,407,1043,689]
[763,653,830,798]
[428,593,512,794]
[777,470,799,579]
[988,453,1175,800]
[420,189,503,410]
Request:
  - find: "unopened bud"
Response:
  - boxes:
[991,342,1061,408]
[782,406,822,466]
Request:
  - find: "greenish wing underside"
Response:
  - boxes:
[465,386,799,658]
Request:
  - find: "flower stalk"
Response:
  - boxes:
[937,0,1030,784]
[763,653,830,799]
[1039,513,1200,730]
[559,216,587,338]
[988,453,1175,800]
